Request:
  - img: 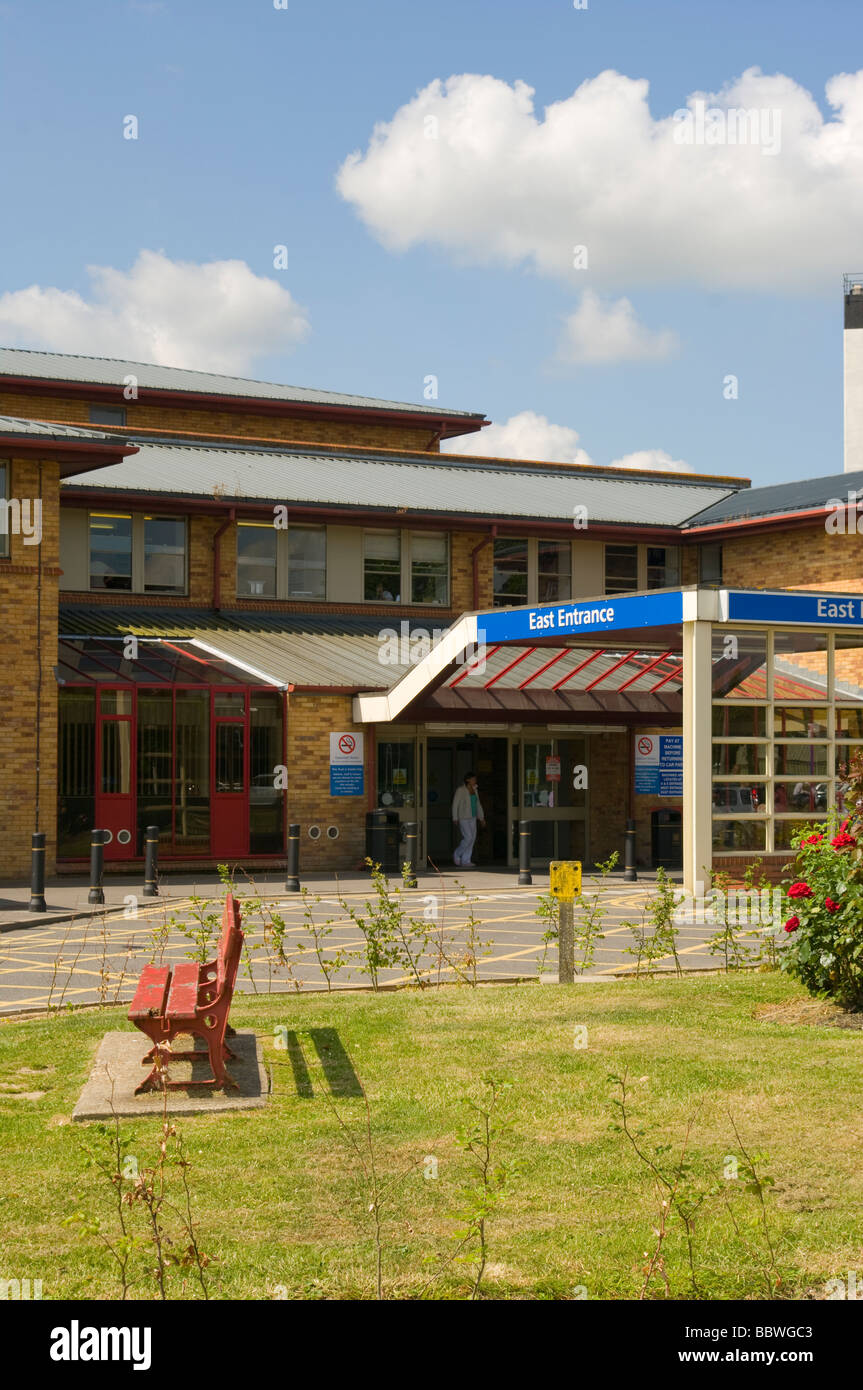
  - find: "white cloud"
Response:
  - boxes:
[609,448,688,473]
[444,410,688,473]
[558,292,677,364]
[446,410,593,463]
[337,67,863,291]
[0,251,310,373]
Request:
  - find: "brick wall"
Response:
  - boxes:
[721,524,863,685]
[588,728,682,872]
[0,457,60,878]
[286,694,368,869]
[0,391,441,453]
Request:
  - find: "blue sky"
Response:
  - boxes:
[1,0,862,485]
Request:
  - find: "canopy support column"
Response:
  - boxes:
[682,618,712,896]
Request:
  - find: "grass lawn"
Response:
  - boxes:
[0,972,861,1301]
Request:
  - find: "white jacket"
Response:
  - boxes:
[452,785,484,821]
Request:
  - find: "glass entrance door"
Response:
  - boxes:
[512,735,588,866]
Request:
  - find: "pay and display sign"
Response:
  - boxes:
[634,734,683,797]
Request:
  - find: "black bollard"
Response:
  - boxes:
[285,822,300,892]
[143,825,160,897]
[623,818,638,882]
[88,829,106,905]
[518,818,532,886]
[404,821,418,887]
[28,831,47,913]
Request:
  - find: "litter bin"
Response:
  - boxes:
[651,810,682,870]
[365,809,400,872]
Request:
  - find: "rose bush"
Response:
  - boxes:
[779,814,863,1010]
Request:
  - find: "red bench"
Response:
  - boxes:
[128,893,244,1093]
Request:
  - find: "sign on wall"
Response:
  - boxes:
[330,731,365,796]
[634,734,683,797]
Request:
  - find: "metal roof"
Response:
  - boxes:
[684,469,863,527]
[189,631,407,690]
[57,609,413,690]
[58,605,431,639]
[63,439,739,526]
[0,414,116,441]
[0,347,483,419]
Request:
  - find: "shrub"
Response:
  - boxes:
[778,816,863,1010]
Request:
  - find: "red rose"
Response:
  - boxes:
[784,916,800,933]
[831,832,857,850]
[825,897,840,912]
[788,881,813,898]
[801,833,823,846]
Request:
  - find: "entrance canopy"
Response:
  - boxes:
[355,586,863,891]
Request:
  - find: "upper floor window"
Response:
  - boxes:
[364,531,401,601]
[89,405,127,427]
[699,542,723,586]
[411,532,449,605]
[237,522,276,597]
[288,526,326,599]
[493,538,528,607]
[236,521,327,600]
[604,544,638,596]
[647,545,681,589]
[537,540,572,603]
[89,512,186,594]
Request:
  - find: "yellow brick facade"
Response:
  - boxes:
[0,391,442,453]
[0,456,61,877]
[285,694,368,870]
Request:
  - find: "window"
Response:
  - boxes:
[646,546,681,589]
[493,538,528,607]
[364,531,401,601]
[89,405,127,427]
[236,522,327,599]
[89,513,133,590]
[537,540,572,602]
[237,523,277,597]
[411,532,448,605]
[89,512,187,593]
[699,542,723,586]
[144,517,186,594]
[604,544,638,595]
[288,526,326,599]
[0,462,7,559]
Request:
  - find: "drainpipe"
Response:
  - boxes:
[212,507,235,611]
[471,525,497,609]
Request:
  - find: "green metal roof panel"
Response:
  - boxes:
[0,347,483,419]
[63,440,739,526]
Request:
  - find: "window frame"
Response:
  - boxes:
[88,510,188,595]
[88,405,127,427]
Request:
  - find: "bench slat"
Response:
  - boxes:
[166,961,203,1020]
[129,965,170,1018]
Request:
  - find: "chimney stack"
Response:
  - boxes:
[844,274,863,472]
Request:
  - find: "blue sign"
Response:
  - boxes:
[727,591,863,626]
[478,590,684,644]
[330,766,364,796]
[635,734,683,797]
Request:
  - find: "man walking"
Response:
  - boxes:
[452,772,485,868]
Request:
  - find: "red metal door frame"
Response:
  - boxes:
[210,686,250,858]
[94,685,137,861]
